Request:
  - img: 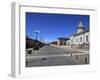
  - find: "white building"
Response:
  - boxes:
[66,21,90,48]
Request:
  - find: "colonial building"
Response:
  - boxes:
[57,21,89,48]
[66,21,90,48]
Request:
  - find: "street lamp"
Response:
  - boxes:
[34,30,40,40]
[33,30,40,50]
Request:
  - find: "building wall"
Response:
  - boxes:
[77,28,84,34]
[84,32,90,44]
[74,34,84,44]
[69,31,89,45]
[57,39,60,45]
[58,39,66,45]
[69,35,74,45]
[66,40,70,45]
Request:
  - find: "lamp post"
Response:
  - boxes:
[34,30,40,40]
[34,30,40,50]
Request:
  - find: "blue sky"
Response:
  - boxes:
[26,12,89,43]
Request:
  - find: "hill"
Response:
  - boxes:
[26,36,45,49]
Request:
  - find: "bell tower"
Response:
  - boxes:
[77,21,84,34]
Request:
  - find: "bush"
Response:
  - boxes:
[28,50,32,54]
[33,46,39,50]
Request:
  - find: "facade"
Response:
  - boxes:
[57,37,69,46]
[67,21,90,48]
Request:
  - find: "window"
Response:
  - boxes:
[68,42,69,45]
[86,36,88,41]
[80,37,82,42]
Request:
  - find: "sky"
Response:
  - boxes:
[26,12,89,43]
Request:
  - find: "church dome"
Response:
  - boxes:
[77,21,84,33]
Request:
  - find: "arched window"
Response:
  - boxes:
[86,36,88,41]
[80,37,82,42]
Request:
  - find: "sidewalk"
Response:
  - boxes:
[52,45,89,54]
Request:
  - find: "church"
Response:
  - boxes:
[57,21,90,49]
[66,21,89,48]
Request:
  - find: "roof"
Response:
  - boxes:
[74,29,89,36]
[57,37,69,40]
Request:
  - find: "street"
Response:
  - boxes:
[26,45,89,67]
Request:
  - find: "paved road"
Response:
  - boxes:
[26,46,81,67]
